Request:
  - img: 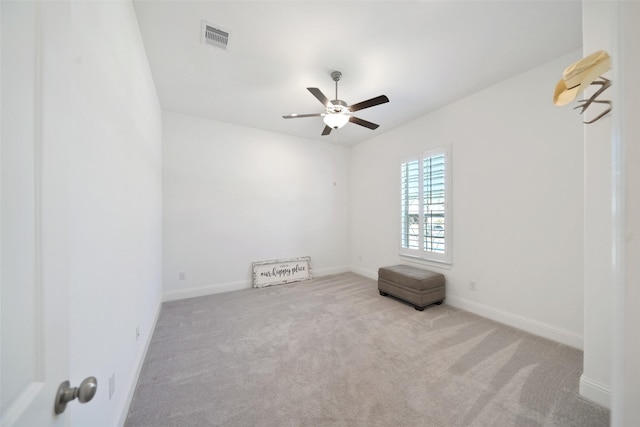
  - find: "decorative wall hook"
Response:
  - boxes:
[573,77,611,124]
[553,50,612,124]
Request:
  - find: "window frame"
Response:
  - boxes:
[399,147,452,265]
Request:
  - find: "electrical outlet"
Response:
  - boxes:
[109,373,115,400]
[470,281,477,291]
[179,272,186,280]
[136,326,140,342]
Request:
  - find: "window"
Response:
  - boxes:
[400,148,451,264]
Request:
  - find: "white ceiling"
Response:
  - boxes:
[133,1,582,146]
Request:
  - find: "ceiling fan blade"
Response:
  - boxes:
[308,88,332,107]
[348,95,389,112]
[349,116,380,130]
[321,125,332,136]
[282,113,323,119]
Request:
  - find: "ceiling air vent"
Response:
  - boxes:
[201,21,230,50]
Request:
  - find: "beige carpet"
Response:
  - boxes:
[125,272,609,426]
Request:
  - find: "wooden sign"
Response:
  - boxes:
[252,256,312,288]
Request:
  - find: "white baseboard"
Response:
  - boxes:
[443,295,584,350]
[328,266,584,351]
[163,279,250,302]
[349,265,377,280]
[347,265,584,349]
[161,267,584,350]
[579,374,611,408]
[162,266,352,302]
[313,265,351,277]
[118,295,163,427]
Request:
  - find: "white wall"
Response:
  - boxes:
[67,2,162,426]
[162,112,350,300]
[580,1,614,409]
[350,51,585,348]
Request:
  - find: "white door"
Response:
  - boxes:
[2,2,73,426]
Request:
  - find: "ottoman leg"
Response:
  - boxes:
[435,300,443,305]
[414,305,425,311]
[379,290,388,296]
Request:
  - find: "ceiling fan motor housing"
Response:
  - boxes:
[327,99,349,113]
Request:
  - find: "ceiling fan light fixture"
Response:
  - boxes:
[323,113,349,129]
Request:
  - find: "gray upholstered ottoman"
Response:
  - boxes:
[378,265,445,311]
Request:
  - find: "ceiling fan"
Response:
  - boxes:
[282,71,389,136]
